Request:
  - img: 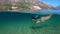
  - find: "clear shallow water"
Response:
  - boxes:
[0,10,60,34]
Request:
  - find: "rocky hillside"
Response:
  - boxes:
[0,0,55,10]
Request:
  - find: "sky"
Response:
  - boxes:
[40,0,60,7]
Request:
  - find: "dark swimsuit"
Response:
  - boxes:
[32,15,40,20]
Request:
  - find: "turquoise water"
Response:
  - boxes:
[0,10,60,34]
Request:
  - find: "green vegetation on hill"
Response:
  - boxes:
[3,4,12,10]
[17,2,30,10]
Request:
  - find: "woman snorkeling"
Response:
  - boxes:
[32,14,51,23]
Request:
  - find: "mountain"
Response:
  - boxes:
[55,6,60,10]
[0,0,55,10]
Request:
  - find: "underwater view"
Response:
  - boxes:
[0,10,60,34]
[0,0,60,34]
